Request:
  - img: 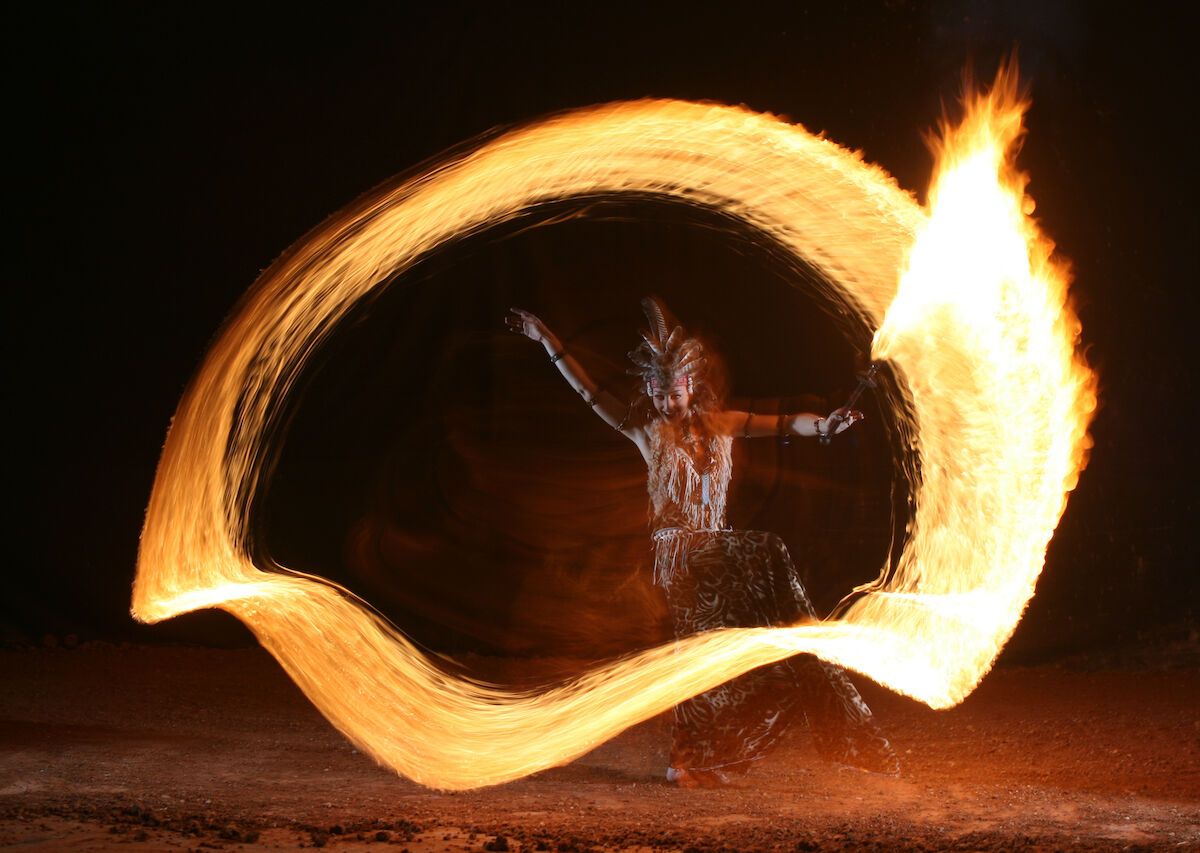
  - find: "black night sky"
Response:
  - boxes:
[11,3,1197,661]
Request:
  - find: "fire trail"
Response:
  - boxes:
[133,72,1096,790]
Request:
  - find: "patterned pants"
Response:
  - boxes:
[656,529,899,778]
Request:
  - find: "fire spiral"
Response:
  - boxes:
[133,70,1096,790]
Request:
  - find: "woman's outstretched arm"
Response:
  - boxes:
[506,308,638,437]
[715,408,863,440]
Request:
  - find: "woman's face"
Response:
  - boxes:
[652,386,692,420]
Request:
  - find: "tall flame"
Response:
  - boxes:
[867,68,1097,701]
[133,74,1096,790]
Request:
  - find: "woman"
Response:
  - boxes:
[506,297,898,787]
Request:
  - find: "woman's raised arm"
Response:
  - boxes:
[506,308,637,437]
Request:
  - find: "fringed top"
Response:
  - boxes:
[645,418,732,533]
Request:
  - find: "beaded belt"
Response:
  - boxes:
[652,526,728,541]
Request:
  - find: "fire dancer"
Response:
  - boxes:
[507,297,898,787]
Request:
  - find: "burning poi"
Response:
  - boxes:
[132,67,1097,790]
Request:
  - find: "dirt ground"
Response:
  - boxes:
[1,643,1197,852]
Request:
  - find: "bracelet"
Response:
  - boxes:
[742,411,753,439]
[813,417,825,436]
[550,350,565,364]
[580,387,601,407]
[776,413,789,438]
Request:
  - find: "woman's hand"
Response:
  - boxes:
[780,408,865,439]
[506,308,553,346]
[822,407,864,436]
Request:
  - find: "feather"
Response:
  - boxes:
[641,297,670,344]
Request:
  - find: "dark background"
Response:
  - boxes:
[10,3,1196,661]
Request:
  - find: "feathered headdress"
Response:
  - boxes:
[627,297,706,395]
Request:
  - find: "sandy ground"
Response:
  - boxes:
[1,644,1197,852]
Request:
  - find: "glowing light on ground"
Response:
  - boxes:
[133,73,1096,789]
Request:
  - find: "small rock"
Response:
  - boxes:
[375,830,391,842]
[484,836,510,852]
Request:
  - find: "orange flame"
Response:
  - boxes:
[867,67,1097,701]
[133,74,1096,789]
